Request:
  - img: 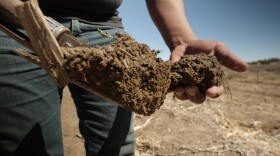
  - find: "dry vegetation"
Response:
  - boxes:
[62,60,280,156]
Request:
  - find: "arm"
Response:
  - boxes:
[0,0,23,25]
[146,0,196,50]
[146,0,248,103]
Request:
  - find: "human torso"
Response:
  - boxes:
[39,0,123,27]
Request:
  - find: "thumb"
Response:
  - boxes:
[169,45,186,62]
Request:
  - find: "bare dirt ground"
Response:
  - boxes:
[61,61,280,156]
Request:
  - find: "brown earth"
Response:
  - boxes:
[62,61,280,156]
[62,33,223,115]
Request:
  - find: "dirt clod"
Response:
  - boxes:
[170,54,224,92]
[62,33,224,115]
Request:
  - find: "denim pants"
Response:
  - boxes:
[0,19,135,156]
[0,30,63,155]
[59,19,136,156]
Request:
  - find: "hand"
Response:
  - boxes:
[170,40,248,104]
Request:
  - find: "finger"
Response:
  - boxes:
[167,88,174,93]
[174,87,189,100]
[185,40,216,55]
[169,45,186,62]
[205,86,224,98]
[186,40,248,72]
[185,86,206,104]
[215,43,248,72]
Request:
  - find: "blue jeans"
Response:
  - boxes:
[0,31,63,155]
[59,19,135,156]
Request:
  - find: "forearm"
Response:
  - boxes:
[146,0,196,51]
[0,0,22,25]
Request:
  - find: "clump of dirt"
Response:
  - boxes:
[170,54,224,92]
[61,33,224,115]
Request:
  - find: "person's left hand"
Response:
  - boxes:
[169,40,248,104]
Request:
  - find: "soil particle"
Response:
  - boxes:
[61,33,224,115]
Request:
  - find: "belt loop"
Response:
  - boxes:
[70,20,82,36]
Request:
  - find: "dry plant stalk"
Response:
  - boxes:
[16,0,70,87]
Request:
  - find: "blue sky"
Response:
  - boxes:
[119,0,280,62]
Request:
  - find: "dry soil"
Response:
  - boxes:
[62,33,223,115]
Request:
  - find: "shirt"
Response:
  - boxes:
[38,0,123,28]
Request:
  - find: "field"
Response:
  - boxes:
[61,61,280,156]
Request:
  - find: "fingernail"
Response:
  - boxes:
[185,86,196,97]
[174,91,184,97]
[208,93,218,98]
[174,87,185,96]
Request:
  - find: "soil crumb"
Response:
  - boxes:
[61,33,224,115]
